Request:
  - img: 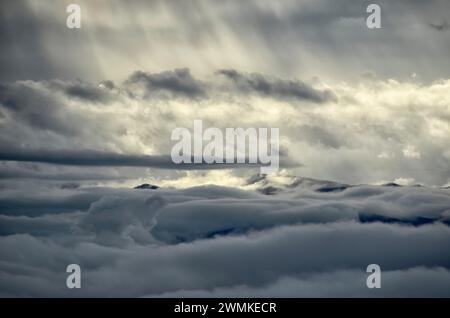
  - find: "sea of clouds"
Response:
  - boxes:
[1,174,449,297]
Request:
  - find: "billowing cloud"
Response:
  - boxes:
[1,177,450,296]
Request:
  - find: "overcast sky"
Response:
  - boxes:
[1,0,450,298]
[1,0,450,83]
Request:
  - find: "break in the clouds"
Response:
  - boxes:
[1,0,450,298]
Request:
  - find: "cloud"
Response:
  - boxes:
[0,82,82,136]
[151,267,450,297]
[125,69,207,99]
[429,21,450,31]
[0,147,278,172]
[1,217,450,297]
[71,178,450,245]
[1,177,450,296]
[0,214,74,237]
[0,162,130,182]
[123,68,335,103]
[1,0,449,298]
[3,0,450,82]
[60,82,111,103]
[1,72,450,186]
[0,148,188,168]
[216,69,336,103]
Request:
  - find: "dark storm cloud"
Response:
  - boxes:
[217,69,336,103]
[125,69,206,99]
[123,68,336,104]
[429,21,450,31]
[62,83,110,102]
[0,82,80,136]
[0,163,129,181]
[0,147,256,170]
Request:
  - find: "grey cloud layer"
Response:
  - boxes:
[153,268,450,298]
[124,68,334,103]
[126,69,207,99]
[216,69,336,103]
[0,147,260,170]
[0,180,449,297]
